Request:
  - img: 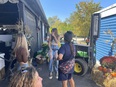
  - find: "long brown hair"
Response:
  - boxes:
[51,28,59,42]
[13,33,29,56]
[64,31,74,55]
[69,42,74,55]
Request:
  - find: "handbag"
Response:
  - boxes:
[59,58,75,74]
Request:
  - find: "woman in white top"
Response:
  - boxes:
[48,28,60,79]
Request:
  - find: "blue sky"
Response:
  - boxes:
[40,0,116,21]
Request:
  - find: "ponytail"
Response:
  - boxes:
[69,42,74,56]
[64,31,74,55]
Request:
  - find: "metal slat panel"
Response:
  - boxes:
[25,9,38,56]
[101,15,116,21]
[96,14,116,60]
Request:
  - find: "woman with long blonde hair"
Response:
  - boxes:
[13,32,30,70]
[9,66,43,87]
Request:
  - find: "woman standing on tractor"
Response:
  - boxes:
[48,28,60,79]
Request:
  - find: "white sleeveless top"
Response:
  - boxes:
[51,39,58,45]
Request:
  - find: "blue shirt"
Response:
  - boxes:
[58,43,75,65]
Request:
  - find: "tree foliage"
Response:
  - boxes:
[68,0,101,36]
[48,16,73,35]
[48,0,101,37]
[48,16,60,26]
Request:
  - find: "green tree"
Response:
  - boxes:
[48,16,70,35]
[57,22,73,34]
[48,16,61,33]
[68,0,101,36]
[48,16,60,26]
[47,0,101,37]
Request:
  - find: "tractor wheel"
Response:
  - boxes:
[74,58,88,76]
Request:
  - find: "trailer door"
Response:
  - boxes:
[25,9,38,55]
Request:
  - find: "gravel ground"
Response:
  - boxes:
[0,62,100,87]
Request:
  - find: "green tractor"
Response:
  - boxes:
[74,13,100,76]
[74,45,90,76]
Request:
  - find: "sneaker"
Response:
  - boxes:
[56,72,58,79]
[49,72,53,79]
[56,75,58,79]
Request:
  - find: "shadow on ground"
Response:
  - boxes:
[37,62,99,87]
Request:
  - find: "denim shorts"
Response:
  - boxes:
[58,68,73,81]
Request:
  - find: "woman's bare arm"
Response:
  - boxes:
[54,36,59,44]
[48,35,52,50]
[52,33,60,44]
[57,53,63,60]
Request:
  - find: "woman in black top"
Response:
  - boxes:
[57,31,75,87]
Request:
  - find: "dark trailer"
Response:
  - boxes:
[0,0,49,79]
[0,0,49,55]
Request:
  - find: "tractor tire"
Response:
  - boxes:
[74,58,88,76]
